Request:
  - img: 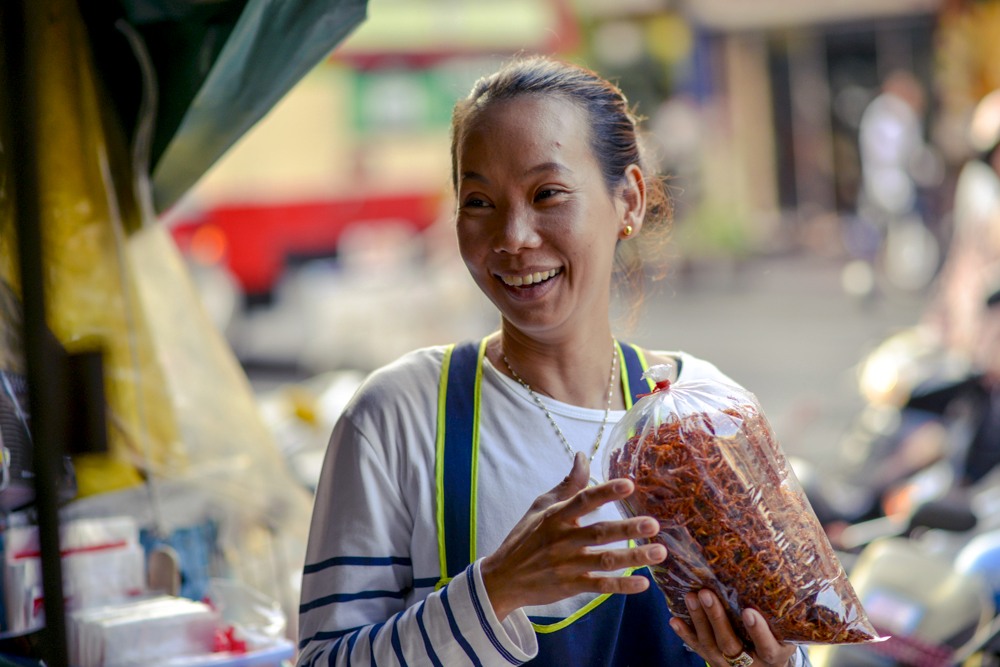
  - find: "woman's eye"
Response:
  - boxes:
[535,189,562,202]
[462,196,490,209]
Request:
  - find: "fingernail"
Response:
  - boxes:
[613,479,631,493]
[669,619,683,634]
[698,590,714,608]
[641,518,659,534]
[648,544,666,561]
[685,593,699,611]
[742,608,757,627]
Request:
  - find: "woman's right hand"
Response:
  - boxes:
[480,451,667,622]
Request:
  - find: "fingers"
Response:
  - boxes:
[536,458,637,526]
[537,464,660,569]
[575,513,660,546]
[562,451,591,495]
[536,452,591,508]
[741,608,796,665]
[485,459,668,617]
[585,570,653,596]
[583,538,667,574]
[670,591,797,667]
[670,593,720,660]
[694,590,745,660]
[538,517,665,578]
[549,476,636,525]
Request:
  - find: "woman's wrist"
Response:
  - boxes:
[480,554,514,622]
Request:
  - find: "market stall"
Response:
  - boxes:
[0,1,366,664]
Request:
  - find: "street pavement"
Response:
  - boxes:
[244,250,927,471]
[623,253,926,468]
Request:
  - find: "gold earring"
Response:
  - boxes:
[623,224,633,237]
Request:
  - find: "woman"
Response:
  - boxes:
[297,56,806,667]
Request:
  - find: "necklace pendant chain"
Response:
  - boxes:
[503,341,618,464]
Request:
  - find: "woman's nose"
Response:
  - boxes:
[493,203,540,253]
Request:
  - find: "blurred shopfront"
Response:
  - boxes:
[666,0,1000,267]
[167,0,580,302]
[663,0,943,261]
[164,0,584,374]
[164,0,1000,371]
[577,0,1000,300]
[167,0,963,280]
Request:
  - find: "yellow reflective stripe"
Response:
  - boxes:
[616,341,634,410]
[435,344,455,587]
[530,566,639,633]
[618,342,657,410]
[469,337,488,565]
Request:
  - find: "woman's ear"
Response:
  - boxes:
[619,164,646,239]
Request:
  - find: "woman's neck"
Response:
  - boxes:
[488,328,626,410]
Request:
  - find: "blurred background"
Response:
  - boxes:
[8,0,1000,663]
[160,0,999,472]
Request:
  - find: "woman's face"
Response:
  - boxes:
[454,94,637,342]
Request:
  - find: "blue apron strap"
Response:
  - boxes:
[617,341,655,408]
[435,338,487,587]
[435,339,662,585]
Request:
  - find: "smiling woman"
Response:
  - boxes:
[453,94,633,345]
[296,55,809,667]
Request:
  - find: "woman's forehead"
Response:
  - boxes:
[457,95,592,169]
[466,93,585,130]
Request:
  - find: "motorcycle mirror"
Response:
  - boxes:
[906,497,978,534]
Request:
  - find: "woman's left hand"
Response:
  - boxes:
[670,589,797,667]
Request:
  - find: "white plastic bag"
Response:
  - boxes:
[604,366,881,645]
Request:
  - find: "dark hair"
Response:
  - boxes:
[449,55,673,308]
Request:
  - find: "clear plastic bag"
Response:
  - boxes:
[603,365,882,646]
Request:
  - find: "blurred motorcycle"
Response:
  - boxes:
[809,479,1000,667]
[790,324,980,544]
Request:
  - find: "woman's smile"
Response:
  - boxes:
[496,267,564,301]
[499,268,562,287]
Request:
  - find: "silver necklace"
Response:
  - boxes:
[502,341,618,464]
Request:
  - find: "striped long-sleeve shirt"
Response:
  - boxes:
[296,345,809,666]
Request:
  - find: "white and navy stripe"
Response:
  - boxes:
[298,560,535,666]
[296,345,813,666]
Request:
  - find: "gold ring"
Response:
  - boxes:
[723,650,753,667]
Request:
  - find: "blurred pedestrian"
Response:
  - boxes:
[924,88,1000,358]
[847,70,941,295]
[858,71,927,225]
[651,92,704,222]
[296,55,807,667]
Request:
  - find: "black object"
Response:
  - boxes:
[905,497,979,535]
[4,0,71,660]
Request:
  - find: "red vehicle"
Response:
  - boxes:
[170,190,444,298]
[168,0,579,300]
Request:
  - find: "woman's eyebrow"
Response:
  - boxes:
[461,170,488,184]
[461,162,569,185]
[524,162,569,177]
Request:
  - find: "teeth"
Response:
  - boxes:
[502,268,559,287]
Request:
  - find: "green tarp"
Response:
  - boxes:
[87,0,368,213]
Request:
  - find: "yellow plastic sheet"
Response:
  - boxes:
[1,0,312,626]
[1,0,186,495]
